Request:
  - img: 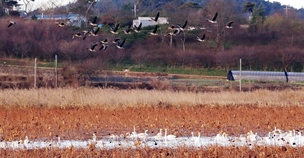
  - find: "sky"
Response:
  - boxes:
[268,0,304,9]
[19,0,75,11]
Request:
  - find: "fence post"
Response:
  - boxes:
[55,55,58,88]
[34,58,37,88]
[239,58,242,92]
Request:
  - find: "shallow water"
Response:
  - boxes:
[1,129,303,150]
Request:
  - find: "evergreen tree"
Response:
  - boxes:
[0,0,21,17]
[250,3,266,32]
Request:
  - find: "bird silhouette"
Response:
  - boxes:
[177,20,188,31]
[225,21,233,28]
[90,26,100,36]
[72,32,82,38]
[207,12,218,23]
[196,34,206,42]
[100,39,108,44]
[150,12,160,23]
[112,38,120,44]
[123,24,132,34]
[110,24,120,34]
[7,21,16,27]
[55,22,65,27]
[116,39,126,49]
[150,25,159,35]
[166,29,180,36]
[89,16,98,27]
[99,44,108,50]
[82,30,91,40]
[88,43,98,52]
[133,22,142,33]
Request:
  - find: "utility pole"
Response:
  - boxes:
[55,55,58,88]
[34,58,37,88]
[239,58,242,92]
[284,5,290,18]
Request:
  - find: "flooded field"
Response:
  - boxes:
[1,128,304,150]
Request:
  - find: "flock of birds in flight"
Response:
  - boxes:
[7,12,234,52]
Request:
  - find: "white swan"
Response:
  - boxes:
[154,129,163,140]
[92,133,97,143]
[190,132,200,145]
[283,130,296,145]
[246,130,261,145]
[214,132,229,144]
[57,136,61,147]
[126,126,139,139]
[24,136,30,144]
[137,130,148,141]
[132,126,137,136]
[195,132,201,144]
[108,133,124,140]
[164,129,176,141]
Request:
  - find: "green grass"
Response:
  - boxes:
[113,64,227,76]
[170,78,227,86]
[0,57,227,77]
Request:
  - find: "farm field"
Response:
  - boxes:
[1,88,304,157]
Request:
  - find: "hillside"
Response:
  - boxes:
[0,0,304,88]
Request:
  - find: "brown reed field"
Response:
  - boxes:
[1,87,304,157]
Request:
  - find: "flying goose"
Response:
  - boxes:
[90,26,100,36]
[133,22,142,33]
[88,43,98,52]
[72,32,82,38]
[225,21,233,28]
[82,30,91,40]
[116,39,126,49]
[149,25,159,35]
[89,16,98,27]
[99,44,108,50]
[7,21,16,27]
[196,34,206,42]
[150,12,160,23]
[168,25,176,30]
[166,29,180,36]
[100,39,108,44]
[110,24,120,34]
[55,22,65,27]
[207,12,218,24]
[177,20,188,31]
[123,24,132,34]
[112,38,120,44]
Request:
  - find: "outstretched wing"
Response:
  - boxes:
[212,12,218,21]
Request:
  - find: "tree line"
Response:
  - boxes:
[0,0,304,73]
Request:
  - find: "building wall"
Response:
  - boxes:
[133,17,169,28]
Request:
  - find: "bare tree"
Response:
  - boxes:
[22,0,34,12]
[203,0,238,51]
[131,42,150,68]
[276,47,301,71]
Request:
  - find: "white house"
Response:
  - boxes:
[133,17,169,28]
[34,13,86,27]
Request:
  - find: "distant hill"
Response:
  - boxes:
[87,0,304,18]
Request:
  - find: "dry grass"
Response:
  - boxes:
[1,105,304,141]
[1,146,304,157]
[1,88,304,156]
[0,88,304,108]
